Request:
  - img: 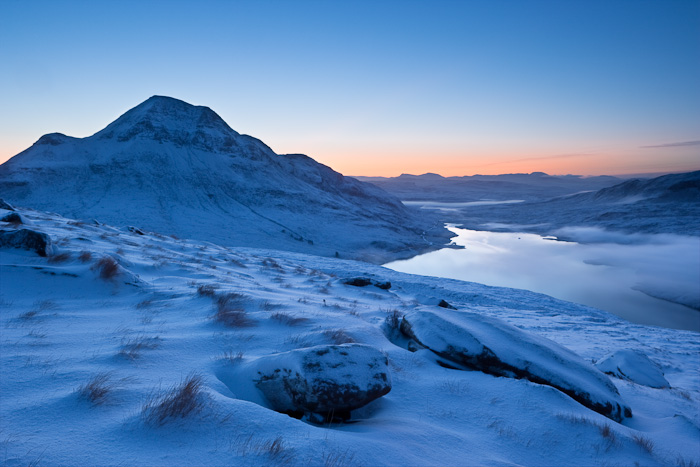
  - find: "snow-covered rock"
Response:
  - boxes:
[0,198,14,211]
[596,349,670,389]
[0,96,452,262]
[1,212,23,224]
[0,228,53,256]
[400,308,632,422]
[252,344,391,423]
[342,276,392,290]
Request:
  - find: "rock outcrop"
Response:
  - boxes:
[596,349,670,388]
[252,344,391,423]
[400,309,631,422]
[0,229,53,257]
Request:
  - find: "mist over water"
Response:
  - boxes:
[386,226,700,331]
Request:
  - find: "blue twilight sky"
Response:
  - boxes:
[1,0,699,176]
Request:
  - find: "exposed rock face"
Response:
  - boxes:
[437,299,456,309]
[1,212,23,224]
[0,229,53,257]
[342,277,391,290]
[400,309,631,422]
[253,344,391,423]
[0,199,14,211]
[596,349,670,389]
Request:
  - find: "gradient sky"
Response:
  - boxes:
[1,0,699,176]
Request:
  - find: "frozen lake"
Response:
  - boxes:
[386,226,700,331]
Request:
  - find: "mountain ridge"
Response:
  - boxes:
[0,96,452,262]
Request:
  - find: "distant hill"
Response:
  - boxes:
[355,172,624,202]
[454,171,700,237]
[0,96,451,262]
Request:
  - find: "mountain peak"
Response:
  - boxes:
[93,95,238,146]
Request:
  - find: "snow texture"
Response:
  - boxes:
[1,206,698,467]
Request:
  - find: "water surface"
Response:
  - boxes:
[386,226,700,331]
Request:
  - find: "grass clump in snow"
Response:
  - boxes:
[77,372,115,405]
[118,334,161,360]
[236,435,293,464]
[320,449,356,467]
[47,252,72,264]
[93,256,119,280]
[270,312,308,326]
[261,257,284,273]
[142,374,205,425]
[17,300,57,321]
[220,350,245,364]
[384,308,403,331]
[197,284,218,297]
[77,251,92,263]
[260,300,284,311]
[632,434,655,454]
[323,329,355,345]
[214,292,255,327]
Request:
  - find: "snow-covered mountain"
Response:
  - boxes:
[0,96,451,262]
[1,204,698,466]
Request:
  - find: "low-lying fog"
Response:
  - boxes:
[386,226,700,331]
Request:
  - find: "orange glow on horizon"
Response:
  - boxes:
[1,142,697,179]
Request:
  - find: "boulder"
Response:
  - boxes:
[253,344,391,423]
[437,299,456,309]
[596,349,670,388]
[0,229,53,257]
[127,226,145,235]
[400,309,631,422]
[1,212,23,224]
[343,277,391,290]
[0,199,14,211]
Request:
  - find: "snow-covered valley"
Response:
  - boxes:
[1,204,698,466]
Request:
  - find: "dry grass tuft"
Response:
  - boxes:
[77,251,93,263]
[214,292,254,327]
[271,312,308,326]
[261,257,284,272]
[142,374,205,425]
[632,434,655,454]
[384,308,403,330]
[323,329,356,345]
[260,300,284,311]
[321,449,356,467]
[197,284,218,297]
[236,434,293,464]
[48,252,72,264]
[94,256,120,280]
[220,350,245,364]
[118,335,161,360]
[77,372,114,405]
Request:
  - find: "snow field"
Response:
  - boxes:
[1,207,699,466]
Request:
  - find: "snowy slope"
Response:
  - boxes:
[0,96,451,263]
[1,205,698,467]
